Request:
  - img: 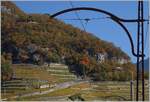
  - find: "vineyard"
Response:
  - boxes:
[1,64,149,101]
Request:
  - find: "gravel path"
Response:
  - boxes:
[6,80,87,100]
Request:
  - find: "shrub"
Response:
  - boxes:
[1,54,13,81]
[1,61,13,81]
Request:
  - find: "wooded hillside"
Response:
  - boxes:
[1,1,136,81]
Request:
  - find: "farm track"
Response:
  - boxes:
[5,80,87,100]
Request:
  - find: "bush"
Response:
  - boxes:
[47,52,60,63]
[1,61,13,81]
[144,72,149,79]
[1,54,13,81]
[68,94,85,101]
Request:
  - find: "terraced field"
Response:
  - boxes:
[13,81,149,101]
[1,64,149,101]
[46,64,77,83]
[81,81,149,101]
[1,79,51,100]
[1,64,77,100]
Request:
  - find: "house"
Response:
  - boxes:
[118,58,129,64]
[111,57,129,64]
[1,5,16,14]
[1,6,11,14]
[28,21,38,24]
[96,53,107,63]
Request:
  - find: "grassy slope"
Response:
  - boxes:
[12,64,55,83]
[2,64,149,101]
[1,64,77,99]
[14,81,149,101]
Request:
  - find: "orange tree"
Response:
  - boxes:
[79,55,90,79]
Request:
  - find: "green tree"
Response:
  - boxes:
[47,52,60,63]
[1,54,13,81]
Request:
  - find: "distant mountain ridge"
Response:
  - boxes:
[139,58,149,72]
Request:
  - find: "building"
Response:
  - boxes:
[1,5,16,15]
[96,53,107,63]
[118,58,129,64]
[1,6,11,14]
[112,57,129,64]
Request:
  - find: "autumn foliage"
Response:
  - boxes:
[80,56,90,66]
[1,1,136,81]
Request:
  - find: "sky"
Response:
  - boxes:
[13,1,149,63]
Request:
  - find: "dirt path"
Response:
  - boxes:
[7,80,88,100]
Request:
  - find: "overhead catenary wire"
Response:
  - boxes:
[60,17,110,20]
[61,16,110,28]
[69,1,86,32]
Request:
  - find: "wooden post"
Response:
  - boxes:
[130,80,133,101]
[130,71,134,101]
[83,66,86,79]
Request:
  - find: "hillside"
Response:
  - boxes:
[1,1,135,81]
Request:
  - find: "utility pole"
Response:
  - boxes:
[136,2,140,101]
[130,80,133,101]
[83,65,86,79]
[141,1,145,101]
[136,1,145,101]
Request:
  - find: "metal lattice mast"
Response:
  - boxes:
[136,1,145,101]
[136,2,140,100]
[141,1,145,101]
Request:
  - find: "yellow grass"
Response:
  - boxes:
[12,64,57,83]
